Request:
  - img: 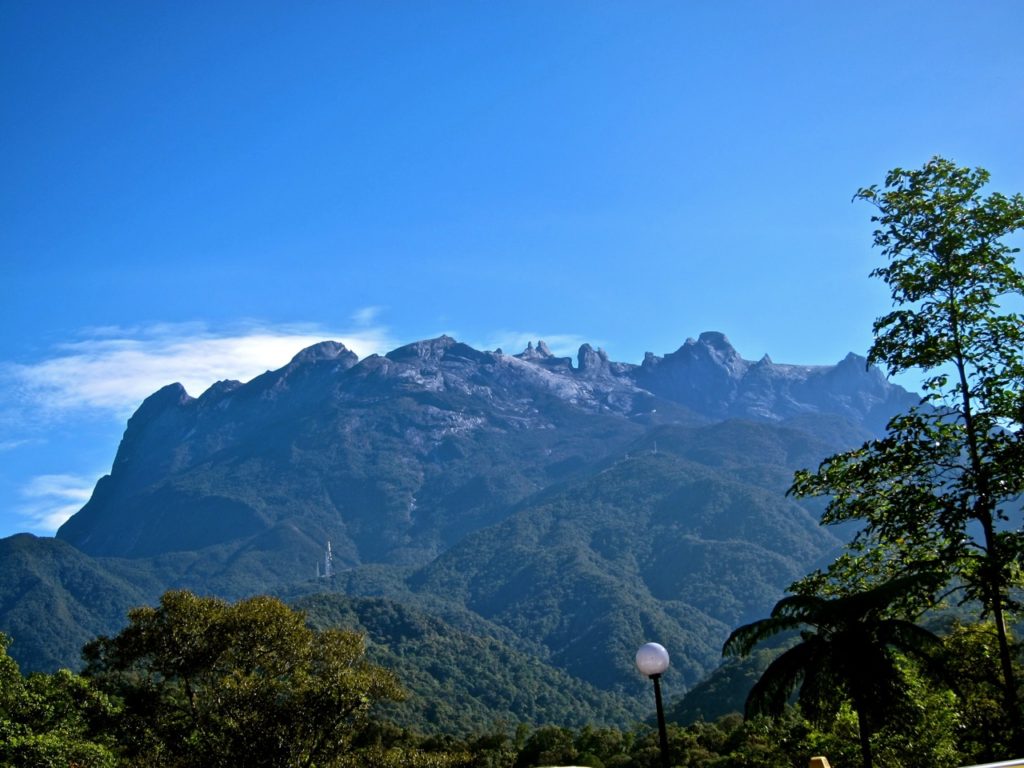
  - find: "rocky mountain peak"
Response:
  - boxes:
[131,382,193,418]
[198,380,243,401]
[517,340,555,360]
[828,350,890,394]
[577,343,611,377]
[386,335,460,363]
[640,331,748,383]
[55,330,922,567]
[834,351,881,380]
[685,332,747,376]
[289,340,358,367]
[697,330,732,349]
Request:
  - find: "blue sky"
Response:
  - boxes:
[2,2,1022,538]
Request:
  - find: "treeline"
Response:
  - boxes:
[0,593,857,768]
[1,602,1004,768]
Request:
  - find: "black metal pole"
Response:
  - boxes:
[651,672,669,768]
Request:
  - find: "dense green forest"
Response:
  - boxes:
[2,158,1022,767]
[0,598,1014,767]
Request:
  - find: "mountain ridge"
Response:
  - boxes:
[56,331,915,561]
[1,331,919,729]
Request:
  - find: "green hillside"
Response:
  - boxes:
[407,446,839,694]
[0,534,156,671]
[298,593,643,733]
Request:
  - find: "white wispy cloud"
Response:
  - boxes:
[351,306,385,326]
[2,321,397,420]
[478,331,598,359]
[0,438,40,452]
[18,473,97,533]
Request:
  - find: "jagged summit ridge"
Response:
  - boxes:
[53,329,918,588]
[127,332,916,432]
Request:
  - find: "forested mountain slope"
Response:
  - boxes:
[1,332,918,729]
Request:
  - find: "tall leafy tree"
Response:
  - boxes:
[939,620,1019,763]
[723,574,945,768]
[0,632,119,768]
[83,590,403,768]
[790,156,1024,745]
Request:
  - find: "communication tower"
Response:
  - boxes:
[324,540,334,579]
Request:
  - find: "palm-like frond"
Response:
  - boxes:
[874,618,943,653]
[874,618,948,684]
[727,572,946,749]
[723,614,806,658]
[769,593,828,618]
[727,572,945,659]
[826,571,945,620]
[745,640,822,717]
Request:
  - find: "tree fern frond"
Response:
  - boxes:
[723,615,805,658]
[745,642,820,718]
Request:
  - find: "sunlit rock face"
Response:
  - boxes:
[57,332,916,564]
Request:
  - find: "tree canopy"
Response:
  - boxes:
[0,632,119,767]
[82,590,403,768]
[789,156,1024,747]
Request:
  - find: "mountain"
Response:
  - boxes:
[1,332,919,728]
[402,436,839,694]
[636,333,908,435]
[0,534,160,670]
[56,332,913,569]
[58,337,659,567]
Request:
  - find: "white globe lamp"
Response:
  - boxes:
[636,642,671,767]
[635,642,670,678]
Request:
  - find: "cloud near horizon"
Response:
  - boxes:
[3,321,397,420]
[2,321,597,535]
[18,473,97,533]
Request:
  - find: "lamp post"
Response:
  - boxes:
[636,642,671,768]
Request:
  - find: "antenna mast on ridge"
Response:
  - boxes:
[324,540,334,579]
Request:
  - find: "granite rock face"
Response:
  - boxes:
[56,332,916,564]
[636,332,914,433]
